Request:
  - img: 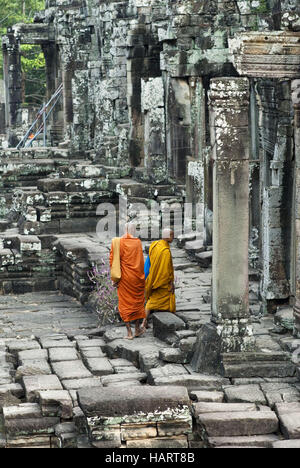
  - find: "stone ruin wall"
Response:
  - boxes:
[1,0,300,333]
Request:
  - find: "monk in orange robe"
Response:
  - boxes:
[142,229,176,330]
[110,223,146,339]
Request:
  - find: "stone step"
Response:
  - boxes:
[37,178,110,193]
[209,434,280,448]
[196,411,279,437]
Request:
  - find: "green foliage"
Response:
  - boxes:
[0,0,45,105]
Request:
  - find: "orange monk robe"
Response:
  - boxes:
[110,233,146,323]
[145,239,176,313]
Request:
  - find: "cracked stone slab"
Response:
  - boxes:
[23,375,63,402]
[80,348,105,359]
[52,360,92,381]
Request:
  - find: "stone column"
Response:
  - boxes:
[292,80,300,338]
[191,78,255,375]
[2,31,22,144]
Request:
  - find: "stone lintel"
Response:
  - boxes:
[229,32,300,79]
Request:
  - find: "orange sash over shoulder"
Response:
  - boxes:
[110,237,121,283]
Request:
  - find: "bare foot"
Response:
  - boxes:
[124,335,134,340]
[135,329,145,338]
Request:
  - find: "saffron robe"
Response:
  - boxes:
[145,239,176,313]
[110,233,146,323]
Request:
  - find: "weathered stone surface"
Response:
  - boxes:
[5,417,59,436]
[274,402,300,415]
[152,313,186,341]
[78,386,190,418]
[3,403,41,420]
[275,307,295,331]
[101,372,147,387]
[224,385,267,405]
[209,434,280,448]
[190,391,224,403]
[273,439,300,448]
[8,340,41,354]
[48,347,78,362]
[18,349,48,363]
[23,375,63,402]
[194,403,257,415]
[0,383,24,399]
[15,360,52,380]
[84,358,114,376]
[38,390,73,419]
[61,378,102,391]
[121,423,157,441]
[126,437,188,448]
[278,413,300,439]
[153,374,228,391]
[197,411,279,437]
[51,361,92,381]
[41,339,76,349]
[159,348,188,364]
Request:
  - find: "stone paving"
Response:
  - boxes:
[0,241,300,448]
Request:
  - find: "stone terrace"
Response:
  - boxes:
[0,238,299,448]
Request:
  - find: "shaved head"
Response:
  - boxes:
[162,228,174,243]
[125,222,136,236]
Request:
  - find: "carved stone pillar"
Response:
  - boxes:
[191,78,255,375]
[292,80,300,337]
[2,31,22,144]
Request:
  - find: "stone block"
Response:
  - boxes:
[190,391,224,403]
[121,423,157,441]
[5,417,59,436]
[85,358,114,376]
[194,402,257,415]
[23,375,63,402]
[273,440,300,448]
[40,339,76,349]
[101,372,147,386]
[224,385,267,405]
[78,386,190,418]
[0,383,24,399]
[3,403,41,420]
[126,436,188,448]
[153,374,228,391]
[159,348,188,364]
[278,412,300,439]
[209,434,280,448]
[8,340,41,355]
[38,390,73,419]
[48,347,79,362]
[274,402,300,415]
[61,378,102,391]
[51,361,92,381]
[18,349,48,364]
[15,360,52,380]
[197,411,279,437]
[157,420,192,437]
[152,312,186,341]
